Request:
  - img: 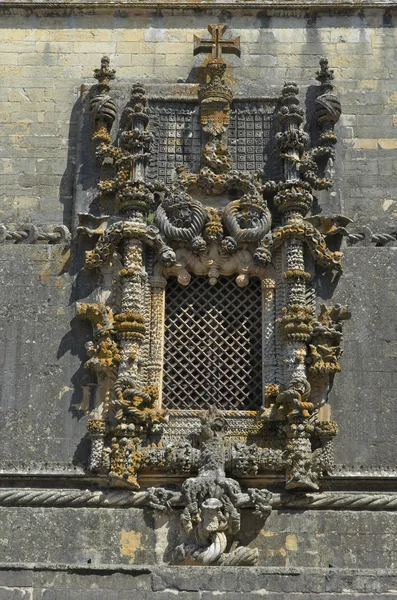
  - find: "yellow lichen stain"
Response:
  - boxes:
[38,248,71,285]
[261,530,274,537]
[388,91,397,105]
[58,385,72,401]
[382,198,394,211]
[285,534,298,551]
[38,264,52,285]
[120,529,142,563]
[266,548,287,559]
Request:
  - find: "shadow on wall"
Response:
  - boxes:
[59,92,86,230]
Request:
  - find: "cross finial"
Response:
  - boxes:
[194,24,241,61]
[93,56,116,88]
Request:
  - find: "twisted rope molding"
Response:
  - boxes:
[3,489,397,510]
[276,493,397,510]
[0,224,71,244]
[347,229,397,247]
[1,224,394,247]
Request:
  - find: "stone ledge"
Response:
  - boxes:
[2,564,397,597]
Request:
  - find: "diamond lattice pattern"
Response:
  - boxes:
[163,276,263,411]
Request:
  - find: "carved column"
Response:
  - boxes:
[116,239,145,383]
[147,276,167,406]
[275,82,316,490]
[262,277,277,403]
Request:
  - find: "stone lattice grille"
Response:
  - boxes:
[230,103,273,173]
[163,276,263,411]
[147,101,279,183]
[147,103,203,183]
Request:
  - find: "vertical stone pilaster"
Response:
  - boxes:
[117,239,145,383]
[262,277,277,396]
[147,276,167,406]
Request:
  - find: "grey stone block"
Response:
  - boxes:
[0,571,33,587]
[152,567,238,592]
[34,570,151,591]
[0,589,32,600]
[40,592,146,600]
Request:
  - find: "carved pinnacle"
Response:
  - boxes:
[316,57,335,92]
[93,55,116,89]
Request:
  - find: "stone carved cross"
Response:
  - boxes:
[193,24,241,61]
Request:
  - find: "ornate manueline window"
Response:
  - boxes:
[77,26,349,566]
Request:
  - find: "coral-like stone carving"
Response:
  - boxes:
[174,412,271,566]
[76,30,350,564]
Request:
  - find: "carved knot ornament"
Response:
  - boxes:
[76,27,349,565]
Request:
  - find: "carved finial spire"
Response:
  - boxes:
[315,58,341,127]
[194,24,240,177]
[128,82,149,119]
[93,55,116,90]
[277,81,304,126]
[316,57,335,93]
[90,56,117,146]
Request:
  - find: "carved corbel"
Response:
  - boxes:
[174,412,272,566]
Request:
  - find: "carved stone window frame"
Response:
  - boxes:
[151,253,277,412]
[76,34,349,565]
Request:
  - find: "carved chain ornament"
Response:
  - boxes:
[76,27,350,565]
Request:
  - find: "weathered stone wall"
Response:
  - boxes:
[4,563,397,599]
[1,2,397,594]
[1,7,397,229]
[1,505,397,568]
[1,4,396,473]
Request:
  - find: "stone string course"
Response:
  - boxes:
[1,487,397,510]
[1,222,396,246]
[0,224,71,243]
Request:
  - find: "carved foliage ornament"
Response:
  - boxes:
[76,27,349,565]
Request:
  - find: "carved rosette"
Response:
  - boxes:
[76,46,349,564]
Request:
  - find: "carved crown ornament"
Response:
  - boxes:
[76,26,350,566]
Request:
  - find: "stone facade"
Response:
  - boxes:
[1,1,397,597]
